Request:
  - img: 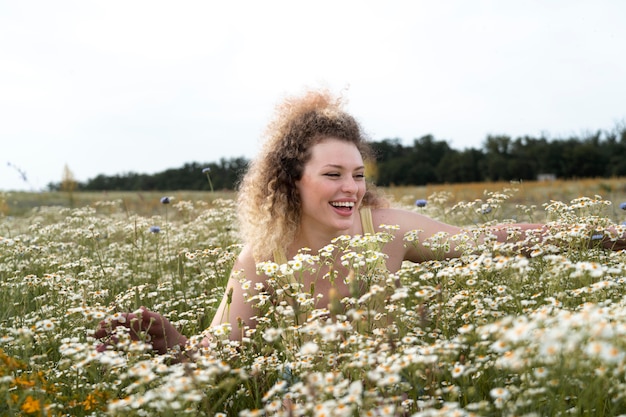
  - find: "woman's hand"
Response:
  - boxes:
[94,306,188,355]
[604,233,626,251]
[592,225,626,252]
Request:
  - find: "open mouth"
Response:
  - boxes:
[330,201,355,212]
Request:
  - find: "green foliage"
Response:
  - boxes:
[373,125,626,186]
[2,190,626,415]
[0,198,240,415]
[48,159,249,192]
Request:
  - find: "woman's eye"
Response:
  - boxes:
[354,173,365,179]
[325,173,340,177]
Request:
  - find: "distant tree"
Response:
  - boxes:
[559,134,604,178]
[61,164,78,206]
[605,126,626,176]
[61,164,77,193]
[437,148,484,183]
[371,138,405,161]
[481,135,512,181]
[77,157,249,191]
[375,135,453,185]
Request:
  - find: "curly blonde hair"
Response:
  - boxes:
[237,89,387,261]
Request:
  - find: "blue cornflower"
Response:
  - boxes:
[591,233,604,241]
[619,202,626,210]
[415,199,427,208]
[149,226,161,234]
[160,197,171,204]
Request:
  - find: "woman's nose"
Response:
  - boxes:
[341,176,358,194]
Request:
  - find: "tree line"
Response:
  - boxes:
[51,126,626,191]
[59,158,249,192]
[374,126,626,186]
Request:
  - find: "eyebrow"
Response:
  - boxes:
[323,164,366,170]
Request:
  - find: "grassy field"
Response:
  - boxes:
[1,190,235,217]
[3,177,626,218]
[1,179,626,416]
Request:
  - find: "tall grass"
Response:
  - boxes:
[1,182,626,416]
[1,190,235,218]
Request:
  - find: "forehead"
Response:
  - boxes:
[307,138,363,166]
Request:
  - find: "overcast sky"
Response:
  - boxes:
[2,1,625,191]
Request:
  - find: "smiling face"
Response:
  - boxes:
[296,138,366,236]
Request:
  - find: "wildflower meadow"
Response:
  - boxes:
[2,185,626,416]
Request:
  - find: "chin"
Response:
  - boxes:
[331,217,355,231]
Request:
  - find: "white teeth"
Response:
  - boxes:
[330,201,355,208]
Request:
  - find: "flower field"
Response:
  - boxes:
[2,185,626,416]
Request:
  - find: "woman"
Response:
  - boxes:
[95,89,626,355]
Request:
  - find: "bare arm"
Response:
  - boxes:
[595,224,626,251]
[208,245,262,341]
[372,208,546,263]
[95,245,262,356]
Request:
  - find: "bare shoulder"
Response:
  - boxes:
[231,245,263,284]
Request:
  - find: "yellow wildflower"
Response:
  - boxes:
[21,395,41,414]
